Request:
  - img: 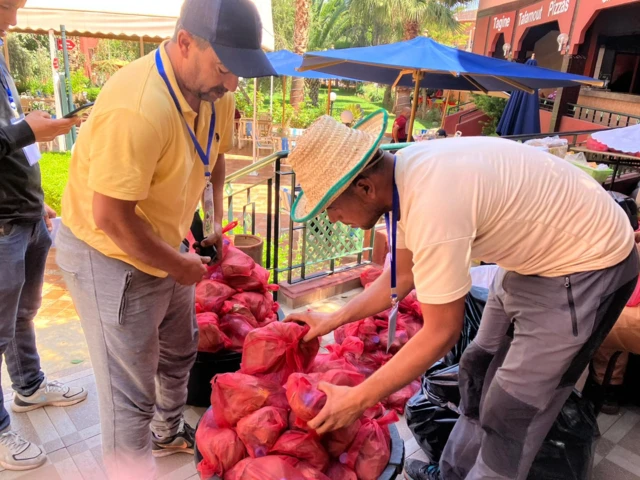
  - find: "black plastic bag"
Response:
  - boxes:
[424,364,460,411]
[444,286,488,366]
[406,388,459,463]
[527,392,600,480]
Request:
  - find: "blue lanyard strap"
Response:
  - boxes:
[155,49,216,178]
[0,65,17,113]
[384,155,400,304]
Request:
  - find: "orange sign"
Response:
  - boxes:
[487,11,516,56]
[512,0,576,55]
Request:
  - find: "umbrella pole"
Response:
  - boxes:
[408,72,422,142]
[327,80,332,115]
[270,76,274,117]
[440,90,451,130]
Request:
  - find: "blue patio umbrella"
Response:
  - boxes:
[496,58,541,136]
[298,37,601,137]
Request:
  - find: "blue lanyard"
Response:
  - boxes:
[155,49,216,178]
[0,65,18,114]
[384,155,400,304]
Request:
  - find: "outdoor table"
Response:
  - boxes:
[572,147,640,191]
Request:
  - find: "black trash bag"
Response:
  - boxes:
[406,387,459,463]
[444,286,488,366]
[425,364,460,411]
[527,392,600,480]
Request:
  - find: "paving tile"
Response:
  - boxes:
[43,438,65,455]
[158,459,198,480]
[48,447,71,463]
[595,453,604,467]
[404,436,421,458]
[598,411,624,435]
[604,411,640,444]
[594,458,640,480]
[45,405,78,438]
[53,456,83,480]
[596,437,617,458]
[396,415,414,442]
[156,453,197,479]
[85,434,102,450]
[61,431,83,448]
[79,423,101,441]
[1,464,61,480]
[91,445,106,472]
[26,408,60,444]
[608,445,640,478]
[620,420,640,457]
[72,450,107,480]
[67,439,90,456]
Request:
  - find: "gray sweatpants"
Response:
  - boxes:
[441,248,639,480]
[56,225,198,480]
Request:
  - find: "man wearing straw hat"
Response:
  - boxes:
[286,110,638,480]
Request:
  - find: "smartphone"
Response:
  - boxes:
[63,103,94,119]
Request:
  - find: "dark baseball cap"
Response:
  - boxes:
[180,0,277,78]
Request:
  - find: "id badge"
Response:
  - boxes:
[11,117,41,166]
[202,181,215,237]
[386,302,399,354]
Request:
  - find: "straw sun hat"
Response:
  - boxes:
[289,109,388,223]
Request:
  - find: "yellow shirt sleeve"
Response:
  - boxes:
[87,109,163,202]
[218,94,235,155]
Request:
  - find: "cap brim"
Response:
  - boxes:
[212,43,277,78]
[291,109,388,223]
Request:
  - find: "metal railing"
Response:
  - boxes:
[539,97,555,112]
[567,104,640,128]
[501,128,608,146]
[223,151,375,293]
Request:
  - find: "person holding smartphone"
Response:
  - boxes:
[0,4,86,473]
[55,0,276,478]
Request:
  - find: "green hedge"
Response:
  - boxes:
[39,152,71,214]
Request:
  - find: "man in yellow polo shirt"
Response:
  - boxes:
[55,1,275,478]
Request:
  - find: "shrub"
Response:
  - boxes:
[39,152,71,214]
[363,85,383,103]
[472,94,507,136]
[86,87,101,102]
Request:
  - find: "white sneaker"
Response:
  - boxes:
[12,378,88,413]
[0,430,46,471]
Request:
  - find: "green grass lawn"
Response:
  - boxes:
[262,86,434,133]
[40,152,71,214]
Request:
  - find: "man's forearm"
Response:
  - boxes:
[334,267,414,327]
[101,212,185,276]
[212,154,226,225]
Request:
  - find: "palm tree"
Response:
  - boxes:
[349,0,460,114]
[291,0,312,108]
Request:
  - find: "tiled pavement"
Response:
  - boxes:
[1,246,640,479]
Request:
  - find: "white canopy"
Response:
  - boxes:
[13,0,274,50]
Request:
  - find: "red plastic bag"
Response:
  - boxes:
[221,245,255,278]
[195,280,236,312]
[377,322,409,353]
[219,306,258,351]
[399,290,422,318]
[346,411,399,480]
[224,456,307,480]
[323,418,361,458]
[236,406,289,458]
[363,403,386,420]
[345,318,380,352]
[383,380,421,414]
[360,266,383,287]
[285,373,326,425]
[310,355,361,375]
[401,313,423,339]
[195,409,246,477]
[210,372,288,428]
[196,312,230,353]
[311,369,365,388]
[325,462,358,480]
[350,351,392,377]
[326,336,364,364]
[281,457,331,480]
[241,322,320,385]
[586,136,609,152]
[289,409,310,432]
[270,430,330,471]
[230,292,278,325]
[226,264,273,292]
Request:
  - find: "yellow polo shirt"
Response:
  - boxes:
[61,41,235,277]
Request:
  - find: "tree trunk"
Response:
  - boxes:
[420,88,428,115]
[291,0,311,109]
[395,20,421,115]
[306,78,320,107]
[383,85,393,110]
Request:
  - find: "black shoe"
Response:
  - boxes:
[600,387,621,415]
[152,422,195,458]
[404,459,443,480]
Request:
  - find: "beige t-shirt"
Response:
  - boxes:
[395,137,634,305]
